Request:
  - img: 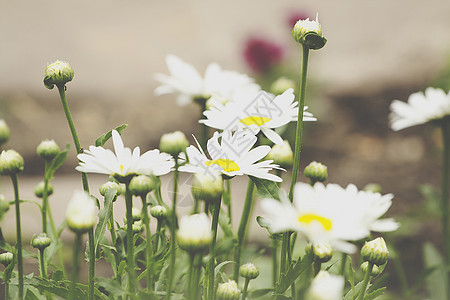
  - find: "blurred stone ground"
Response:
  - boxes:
[0,0,449,297]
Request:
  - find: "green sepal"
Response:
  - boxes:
[303,32,327,50]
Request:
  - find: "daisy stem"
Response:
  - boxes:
[42,160,50,233]
[241,278,250,300]
[441,120,450,292]
[167,158,179,300]
[11,173,23,300]
[108,204,120,278]
[125,183,136,295]
[154,221,162,255]
[39,248,47,278]
[233,179,255,282]
[356,261,373,300]
[141,195,154,290]
[70,233,82,300]
[56,84,94,299]
[225,179,232,223]
[208,195,222,300]
[271,237,278,287]
[339,253,347,276]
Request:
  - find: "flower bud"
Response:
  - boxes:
[360,261,381,276]
[363,183,382,194]
[306,271,344,300]
[292,14,327,50]
[150,205,168,220]
[31,233,52,251]
[266,140,293,168]
[239,263,260,280]
[159,131,189,156]
[66,190,97,234]
[132,207,142,222]
[217,280,240,300]
[0,252,13,266]
[0,150,24,175]
[132,220,144,234]
[304,161,328,184]
[177,213,212,254]
[43,61,74,89]
[270,77,296,95]
[191,171,223,203]
[0,120,10,146]
[306,241,333,263]
[99,181,121,197]
[361,237,389,266]
[36,140,60,161]
[129,175,156,196]
[34,181,54,198]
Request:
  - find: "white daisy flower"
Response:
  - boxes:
[76,130,174,179]
[390,87,450,131]
[260,182,399,253]
[200,88,316,145]
[154,54,258,106]
[180,130,282,182]
[66,190,97,233]
[306,271,344,300]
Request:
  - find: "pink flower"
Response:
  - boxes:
[243,37,284,74]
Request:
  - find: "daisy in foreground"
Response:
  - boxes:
[260,182,399,253]
[154,54,258,106]
[76,130,174,180]
[389,87,450,131]
[180,130,282,182]
[201,88,316,145]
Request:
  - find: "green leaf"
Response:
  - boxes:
[276,253,313,294]
[96,276,127,296]
[250,288,273,298]
[94,189,116,257]
[249,176,281,200]
[364,287,386,300]
[95,124,128,147]
[45,144,70,181]
[214,261,234,278]
[218,208,233,237]
[423,242,448,300]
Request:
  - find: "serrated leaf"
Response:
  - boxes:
[423,242,448,300]
[250,288,273,298]
[214,261,234,278]
[94,189,116,257]
[95,124,128,147]
[364,287,386,300]
[276,253,313,294]
[249,176,280,200]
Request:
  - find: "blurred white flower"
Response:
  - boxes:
[154,54,258,106]
[66,190,97,233]
[177,213,212,253]
[260,182,399,253]
[201,88,316,145]
[76,130,174,179]
[181,130,282,182]
[306,271,344,300]
[390,87,450,131]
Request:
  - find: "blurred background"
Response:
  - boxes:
[0,0,450,297]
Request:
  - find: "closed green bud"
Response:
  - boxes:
[132,220,144,234]
[216,280,240,300]
[304,161,328,184]
[43,61,74,89]
[31,233,52,250]
[129,175,156,196]
[132,207,142,222]
[160,131,189,156]
[34,181,54,198]
[0,120,10,146]
[270,77,296,95]
[0,150,24,175]
[150,205,167,220]
[306,241,333,263]
[0,252,13,266]
[239,263,260,280]
[192,171,223,203]
[292,14,327,50]
[360,261,381,276]
[36,140,60,161]
[99,181,121,197]
[266,140,293,168]
[361,237,389,266]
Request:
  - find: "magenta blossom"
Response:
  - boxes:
[243,37,284,74]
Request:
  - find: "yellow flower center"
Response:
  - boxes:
[205,159,240,172]
[298,214,332,231]
[239,116,271,126]
[120,165,124,174]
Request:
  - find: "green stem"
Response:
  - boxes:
[356,261,373,300]
[441,120,450,296]
[208,197,222,300]
[88,228,95,300]
[125,183,136,295]
[70,234,82,300]
[288,44,310,202]
[280,233,289,276]
[141,195,153,290]
[192,254,201,300]
[225,180,232,224]
[42,160,50,233]
[271,237,278,287]
[5,280,9,300]
[233,179,255,282]
[154,221,162,255]
[46,184,66,276]
[241,278,250,300]
[39,249,47,278]
[11,174,23,299]
[166,159,179,300]
[188,253,194,300]
[339,253,347,276]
